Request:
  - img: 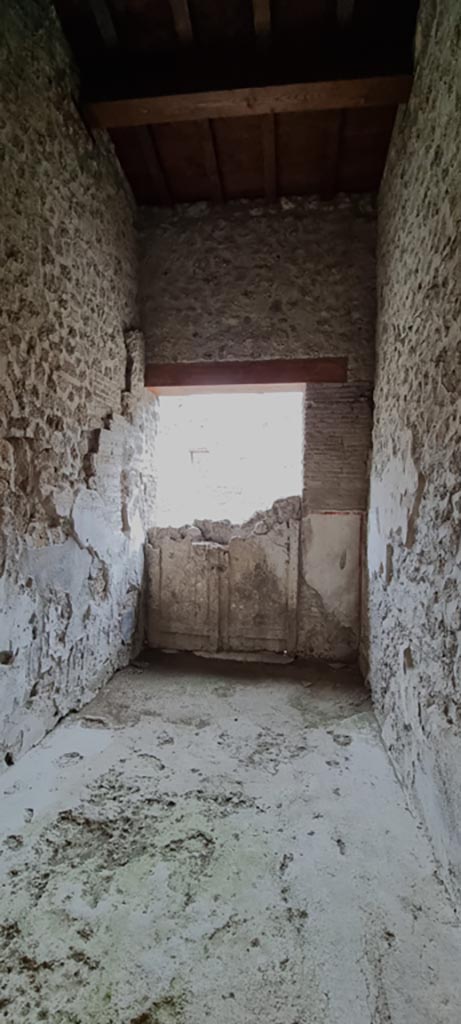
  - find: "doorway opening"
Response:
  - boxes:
[154,387,304,527]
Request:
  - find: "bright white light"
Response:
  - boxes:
[155,390,303,526]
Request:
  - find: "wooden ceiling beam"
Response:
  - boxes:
[88,75,412,129]
[169,0,194,46]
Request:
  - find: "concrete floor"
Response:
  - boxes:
[1,655,460,1024]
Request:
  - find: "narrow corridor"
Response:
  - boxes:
[1,655,460,1023]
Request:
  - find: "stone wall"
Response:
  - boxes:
[365,0,461,893]
[0,0,157,765]
[140,196,376,382]
[140,198,375,661]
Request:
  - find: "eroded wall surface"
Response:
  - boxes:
[365,0,461,892]
[140,196,376,382]
[0,0,157,764]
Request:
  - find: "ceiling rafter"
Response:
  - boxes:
[320,110,344,199]
[169,0,194,46]
[252,0,275,199]
[54,0,417,204]
[137,126,173,205]
[87,0,119,49]
[261,113,277,202]
[199,120,224,202]
[337,0,355,28]
[252,0,271,44]
[88,75,412,129]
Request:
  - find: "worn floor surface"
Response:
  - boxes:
[1,654,460,1024]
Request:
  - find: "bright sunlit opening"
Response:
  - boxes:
[155,390,304,527]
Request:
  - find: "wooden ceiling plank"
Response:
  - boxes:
[145,357,348,388]
[337,107,395,192]
[252,0,271,42]
[261,113,277,201]
[212,117,265,199]
[169,0,194,46]
[88,75,412,128]
[337,0,355,28]
[137,126,173,205]
[200,120,224,202]
[88,0,119,49]
[320,109,343,199]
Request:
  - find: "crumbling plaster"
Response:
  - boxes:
[298,513,362,663]
[0,0,157,765]
[365,0,461,894]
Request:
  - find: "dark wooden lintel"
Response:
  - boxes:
[145,358,348,389]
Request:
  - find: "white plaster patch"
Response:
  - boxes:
[367,426,419,575]
[301,513,361,628]
[21,537,92,598]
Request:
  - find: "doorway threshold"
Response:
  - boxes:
[193,650,295,665]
